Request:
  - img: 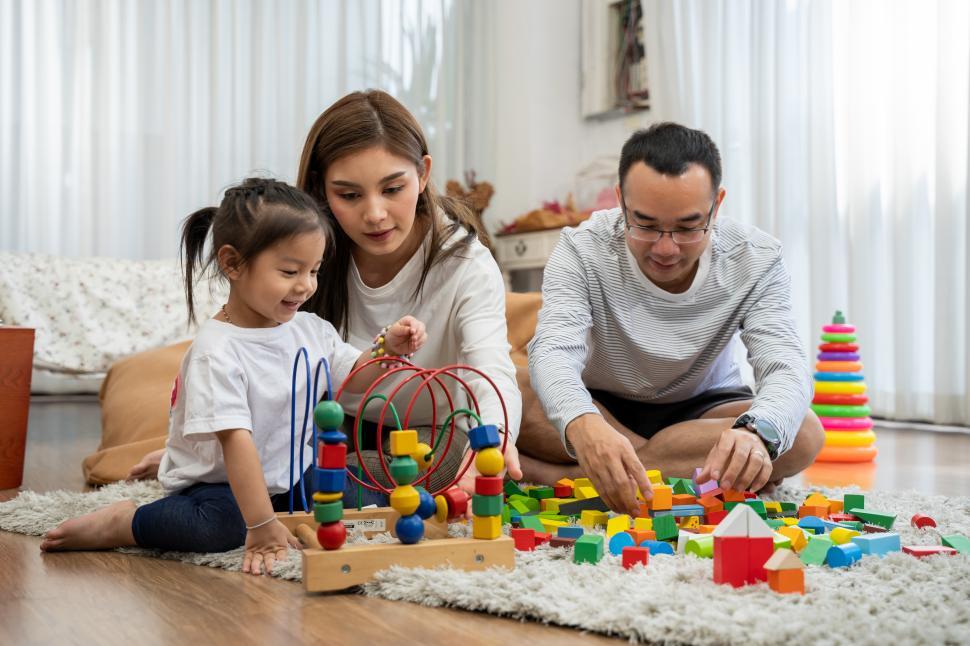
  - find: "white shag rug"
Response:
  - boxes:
[2,482,969,645]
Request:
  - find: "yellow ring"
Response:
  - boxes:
[814,381,867,395]
[824,429,876,447]
[313,491,343,503]
[434,495,449,523]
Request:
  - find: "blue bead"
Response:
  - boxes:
[827,542,863,568]
[639,539,674,555]
[318,430,348,444]
[468,424,501,451]
[315,467,345,493]
[608,532,635,556]
[395,513,425,544]
[414,486,436,520]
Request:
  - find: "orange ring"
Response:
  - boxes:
[815,445,877,463]
[815,361,863,372]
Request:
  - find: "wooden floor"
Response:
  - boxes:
[3,398,970,645]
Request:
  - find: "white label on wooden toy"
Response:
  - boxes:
[343,518,386,532]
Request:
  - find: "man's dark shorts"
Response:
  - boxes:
[587,386,754,440]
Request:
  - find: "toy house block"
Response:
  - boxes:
[799,505,829,519]
[653,515,679,542]
[803,492,829,508]
[622,546,650,569]
[670,478,697,496]
[633,517,653,531]
[747,537,774,582]
[941,535,970,556]
[609,532,636,555]
[649,485,673,510]
[553,484,574,498]
[910,514,937,529]
[606,514,631,537]
[706,510,728,525]
[511,528,537,551]
[550,536,577,548]
[627,529,655,544]
[645,469,663,485]
[902,545,959,558]
[672,493,698,506]
[848,508,896,530]
[574,534,605,564]
[829,527,861,545]
[799,535,833,566]
[580,509,609,528]
[777,526,808,552]
[851,532,901,557]
[519,515,546,532]
[712,504,774,539]
[713,536,751,587]
[764,549,805,594]
[722,489,746,503]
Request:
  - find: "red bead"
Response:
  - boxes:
[911,514,937,529]
[475,476,503,496]
[318,442,348,470]
[316,521,347,550]
[442,488,469,520]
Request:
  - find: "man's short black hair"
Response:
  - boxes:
[618,122,722,196]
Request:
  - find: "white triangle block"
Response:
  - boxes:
[764,548,804,570]
[712,504,752,537]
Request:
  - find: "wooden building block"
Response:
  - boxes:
[606,514,631,537]
[649,485,673,510]
[633,517,653,531]
[767,568,804,594]
[622,546,650,569]
[511,528,537,551]
[902,545,958,558]
[574,534,605,564]
[672,493,698,506]
[713,536,749,587]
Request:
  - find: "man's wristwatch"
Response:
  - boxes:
[732,413,781,460]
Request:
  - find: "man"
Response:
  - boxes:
[519,123,824,515]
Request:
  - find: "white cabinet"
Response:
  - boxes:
[493,228,564,291]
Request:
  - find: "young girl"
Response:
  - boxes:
[41,178,427,576]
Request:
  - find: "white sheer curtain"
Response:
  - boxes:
[0,0,482,260]
[643,0,970,424]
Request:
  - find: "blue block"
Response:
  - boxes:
[827,542,863,568]
[609,532,636,556]
[639,539,674,555]
[558,525,584,539]
[317,430,348,444]
[670,505,705,517]
[650,510,674,518]
[798,516,827,535]
[315,467,346,493]
[468,424,501,451]
[814,371,865,382]
[851,532,901,557]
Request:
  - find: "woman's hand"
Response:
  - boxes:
[242,519,302,576]
[127,448,165,481]
[384,315,428,356]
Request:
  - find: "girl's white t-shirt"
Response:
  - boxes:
[341,221,523,441]
[157,312,361,494]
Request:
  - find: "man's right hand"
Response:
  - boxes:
[565,414,653,516]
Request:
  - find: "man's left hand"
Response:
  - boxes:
[698,427,773,493]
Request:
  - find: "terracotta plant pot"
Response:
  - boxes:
[0,327,34,489]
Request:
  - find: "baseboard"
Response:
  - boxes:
[873,418,970,435]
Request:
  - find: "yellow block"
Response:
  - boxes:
[313,491,343,503]
[633,517,653,531]
[540,498,562,513]
[540,518,568,533]
[645,469,663,485]
[573,477,594,489]
[475,447,505,476]
[764,502,782,514]
[678,516,701,530]
[804,492,829,507]
[606,514,631,537]
[814,381,867,395]
[575,486,598,500]
[389,429,418,456]
[781,518,799,526]
[580,510,608,528]
[824,429,876,447]
[777,526,808,552]
[830,527,860,545]
[472,514,502,540]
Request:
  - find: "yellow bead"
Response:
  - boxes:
[313,491,343,503]
[376,347,385,357]
[390,484,420,516]
[389,429,418,456]
[434,494,449,523]
[472,514,502,540]
[475,447,504,476]
[411,442,434,471]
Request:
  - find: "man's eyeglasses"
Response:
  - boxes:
[623,199,717,244]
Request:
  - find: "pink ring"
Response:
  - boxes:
[823,323,856,334]
[820,416,873,430]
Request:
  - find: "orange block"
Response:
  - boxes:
[722,489,746,502]
[798,505,829,519]
[696,524,718,534]
[627,529,656,544]
[828,500,844,515]
[767,568,804,594]
[672,494,697,506]
[637,502,650,518]
[698,496,724,514]
[648,485,673,511]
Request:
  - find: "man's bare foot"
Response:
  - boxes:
[127,448,165,480]
[518,453,584,485]
[40,500,137,551]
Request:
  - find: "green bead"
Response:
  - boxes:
[472,494,504,517]
[389,456,419,485]
[314,400,345,430]
[314,501,343,524]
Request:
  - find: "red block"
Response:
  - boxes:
[553,484,573,497]
[622,546,650,569]
[534,531,551,546]
[475,476,503,496]
[746,537,774,583]
[713,536,749,587]
[830,513,859,523]
[707,509,728,525]
[318,442,347,469]
[511,528,536,551]
[903,545,958,558]
[743,492,757,499]
[910,514,937,529]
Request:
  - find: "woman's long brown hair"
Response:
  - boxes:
[297,89,490,337]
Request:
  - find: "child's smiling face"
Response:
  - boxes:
[222,229,327,328]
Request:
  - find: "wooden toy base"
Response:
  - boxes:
[277,508,515,592]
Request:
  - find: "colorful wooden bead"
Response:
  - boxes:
[442,488,469,519]
[317,429,348,444]
[316,521,346,551]
[313,501,343,524]
[389,430,418,456]
[410,442,434,470]
[395,513,424,544]
[472,494,503,517]
[475,476,504,496]
[317,442,348,469]
[312,491,342,503]
[315,467,345,493]
[389,456,419,485]
[414,486,436,520]
[468,424,501,451]
[389,484,420,516]
[475,447,505,476]
[313,400,345,429]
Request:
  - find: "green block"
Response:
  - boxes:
[773,532,792,551]
[509,500,531,515]
[472,494,503,517]
[836,520,864,531]
[389,456,418,485]
[685,534,714,558]
[843,494,865,515]
[509,494,540,512]
[725,501,740,512]
[779,502,799,514]
[941,535,970,555]
[504,480,527,498]
[537,513,568,522]
[653,514,679,541]
[848,508,895,530]
[670,478,697,496]
[800,535,833,566]
[766,519,787,529]
[501,504,511,525]
[743,500,767,518]
[529,486,555,500]
[519,515,546,532]
[574,534,605,564]
[314,501,343,524]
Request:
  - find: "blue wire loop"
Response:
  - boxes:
[288,347,333,515]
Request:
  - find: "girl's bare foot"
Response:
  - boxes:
[40,500,137,551]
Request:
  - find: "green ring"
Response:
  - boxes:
[811,404,872,418]
[820,332,857,343]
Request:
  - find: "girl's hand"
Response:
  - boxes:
[127,448,165,481]
[242,519,302,576]
[385,315,428,356]
[456,440,524,518]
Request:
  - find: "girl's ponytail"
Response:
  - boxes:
[180,206,218,324]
